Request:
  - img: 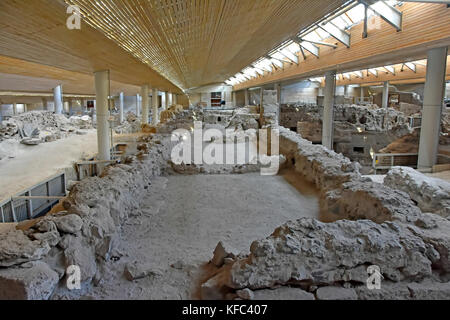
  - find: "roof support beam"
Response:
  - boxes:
[299,41,320,58]
[276,50,298,64]
[362,0,403,31]
[299,45,307,61]
[368,68,378,77]
[300,39,337,49]
[384,65,395,75]
[318,22,350,48]
[404,62,417,73]
[268,55,291,66]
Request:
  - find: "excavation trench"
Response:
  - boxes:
[51,143,323,299]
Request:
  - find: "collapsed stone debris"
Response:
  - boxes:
[0,111,94,160]
[0,107,449,300]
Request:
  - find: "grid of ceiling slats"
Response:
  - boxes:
[65,0,345,90]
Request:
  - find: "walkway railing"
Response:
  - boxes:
[372,153,418,174]
[0,172,66,223]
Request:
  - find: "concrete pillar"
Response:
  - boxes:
[119,92,124,123]
[418,47,448,170]
[344,85,349,97]
[382,81,389,109]
[164,92,169,110]
[232,92,237,108]
[259,88,264,126]
[173,94,177,105]
[275,83,281,125]
[68,99,74,116]
[13,102,17,115]
[322,70,336,150]
[168,92,173,106]
[81,99,86,113]
[53,85,63,114]
[244,89,250,106]
[94,70,111,161]
[152,88,159,125]
[136,94,140,116]
[63,101,69,114]
[141,85,149,124]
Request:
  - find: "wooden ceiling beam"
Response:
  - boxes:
[233,3,450,91]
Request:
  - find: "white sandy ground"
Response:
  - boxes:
[0,131,149,202]
[53,172,320,300]
[0,130,98,201]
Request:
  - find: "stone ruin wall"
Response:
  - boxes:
[1,108,450,300]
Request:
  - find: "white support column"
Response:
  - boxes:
[382,81,389,109]
[275,83,281,125]
[244,89,250,106]
[232,92,237,108]
[418,47,448,170]
[69,99,74,116]
[81,99,86,113]
[136,94,140,116]
[53,85,63,114]
[119,92,124,123]
[168,92,173,106]
[13,102,17,115]
[173,94,177,105]
[322,70,336,150]
[94,70,111,161]
[165,92,170,110]
[141,85,149,124]
[152,88,159,125]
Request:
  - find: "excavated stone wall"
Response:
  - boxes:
[200,124,450,300]
[0,110,263,299]
[384,166,450,218]
[0,134,170,299]
[1,108,449,300]
[280,104,411,167]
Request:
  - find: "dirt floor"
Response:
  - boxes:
[53,172,320,300]
[0,131,148,202]
[0,130,98,201]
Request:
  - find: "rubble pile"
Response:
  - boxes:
[281,104,412,167]
[0,111,93,145]
[114,112,141,134]
[1,107,450,300]
[282,104,409,132]
[200,124,450,300]
[0,134,170,299]
[384,166,450,218]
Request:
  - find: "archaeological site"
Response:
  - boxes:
[1,0,450,306]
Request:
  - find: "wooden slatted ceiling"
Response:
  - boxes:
[0,0,181,93]
[65,0,346,89]
[0,56,140,95]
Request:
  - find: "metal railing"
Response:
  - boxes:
[354,97,374,105]
[74,144,125,180]
[372,153,418,174]
[0,172,66,223]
